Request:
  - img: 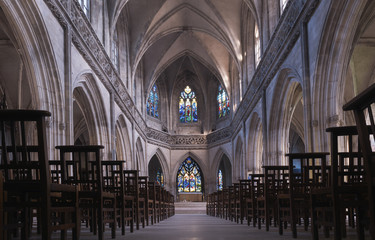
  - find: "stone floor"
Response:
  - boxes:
[11,202,372,239]
[75,214,369,240]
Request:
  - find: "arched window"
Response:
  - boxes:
[217,169,223,191]
[79,0,90,19]
[254,24,261,67]
[111,29,119,71]
[156,169,164,186]
[280,0,288,13]
[147,84,159,118]
[217,84,230,118]
[177,157,202,192]
[179,86,198,123]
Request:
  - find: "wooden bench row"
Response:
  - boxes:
[207,126,371,239]
[0,110,174,240]
[207,82,375,240]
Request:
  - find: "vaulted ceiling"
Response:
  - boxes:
[110,0,257,98]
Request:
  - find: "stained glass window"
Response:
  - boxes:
[156,169,164,187]
[147,84,159,118]
[217,169,223,191]
[217,85,230,118]
[179,86,198,123]
[177,157,202,193]
[254,24,260,67]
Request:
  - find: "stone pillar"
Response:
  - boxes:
[64,24,73,145]
[262,89,268,166]
[301,22,314,152]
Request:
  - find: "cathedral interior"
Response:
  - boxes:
[0,0,375,239]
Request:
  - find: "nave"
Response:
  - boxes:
[75,213,367,240]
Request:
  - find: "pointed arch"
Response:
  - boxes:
[0,1,65,157]
[171,152,206,195]
[135,137,146,175]
[247,112,263,173]
[234,136,244,180]
[115,114,132,168]
[268,68,303,165]
[148,148,170,186]
[73,72,110,152]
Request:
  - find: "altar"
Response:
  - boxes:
[178,192,203,202]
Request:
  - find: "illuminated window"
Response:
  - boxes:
[147,84,159,118]
[179,86,198,123]
[79,0,90,19]
[177,157,202,193]
[280,0,288,13]
[156,169,164,187]
[254,24,260,67]
[111,29,119,71]
[217,169,223,191]
[217,84,230,118]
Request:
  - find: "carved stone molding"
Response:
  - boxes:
[44,0,320,148]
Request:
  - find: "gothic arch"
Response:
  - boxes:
[115,114,132,168]
[312,0,369,150]
[234,136,244,181]
[247,112,263,173]
[0,1,65,157]
[135,137,146,175]
[170,72,206,133]
[73,72,110,152]
[268,67,303,165]
[212,149,232,193]
[148,148,170,186]
[172,152,207,195]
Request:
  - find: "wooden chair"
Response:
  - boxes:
[279,152,330,238]
[56,145,117,240]
[343,82,375,239]
[257,166,289,231]
[310,126,368,240]
[238,180,251,224]
[154,184,162,222]
[123,170,145,229]
[245,174,263,227]
[148,181,158,224]
[0,110,79,240]
[215,191,222,218]
[139,176,154,226]
[222,187,231,220]
[232,183,240,223]
[101,160,134,235]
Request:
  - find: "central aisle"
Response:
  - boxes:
[122,214,311,240]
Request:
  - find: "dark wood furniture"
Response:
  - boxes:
[311,126,368,240]
[246,174,263,227]
[102,160,134,235]
[56,145,117,240]
[343,82,375,239]
[257,166,289,231]
[123,170,145,229]
[139,176,154,226]
[279,152,330,238]
[0,110,79,240]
